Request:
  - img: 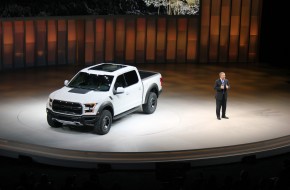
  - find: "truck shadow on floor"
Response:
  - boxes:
[61,125,94,133]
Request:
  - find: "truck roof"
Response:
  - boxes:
[81,63,136,76]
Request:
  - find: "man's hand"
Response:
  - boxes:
[226,85,229,89]
[221,85,224,89]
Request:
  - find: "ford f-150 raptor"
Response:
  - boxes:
[46,63,162,135]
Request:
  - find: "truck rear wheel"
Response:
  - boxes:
[94,110,112,135]
[47,114,63,128]
[142,92,157,114]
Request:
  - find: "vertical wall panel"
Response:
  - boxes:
[238,0,251,62]
[229,0,241,62]
[25,21,35,67]
[85,20,94,65]
[77,20,85,65]
[177,18,187,63]
[187,18,198,62]
[156,18,166,63]
[67,20,76,64]
[35,20,46,66]
[146,18,156,62]
[200,0,211,62]
[166,18,177,62]
[115,18,125,63]
[136,18,146,63]
[0,6,263,69]
[249,0,261,62]
[47,20,57,65]
[3,22,13,69]
[95,19,105,63]
[14,21,25,68]
[219,0,231,62]
[125,19,136,63]
[209,0,221,62]
[58,20,67,65]
[105,18,114,62]
[0,22,2,69]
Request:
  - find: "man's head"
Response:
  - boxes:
[219,72,226,80]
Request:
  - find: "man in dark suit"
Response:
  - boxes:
[214,72,230,120]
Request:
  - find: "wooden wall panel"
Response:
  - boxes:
[125,18,136,63]
[229,0,241,62]
[3,22,14,69]
[76,20,85,64]
[200,0,211,62]
[156,18,166,63]
[238,0,251,62]
[0,2,263,71]
[187,18,198,62]
[0,22,2,69]
[67,20,76,65]
[47,20,57,65]
[85,20,94,65]
[105,18,114,62]
[58,20,67,65]
[35,20,46,66]
[219,0,231,62]
[166,18,177,62]
[14,21,25,68]
[200,0,261,63]
[25,21,35,67]
[115,18,125,63]
[136,18,146,63]
[209,0,221,62]
[95,19,105,63]
[177,18,187,63]
[249,0,261,62]
[146,18,156,62]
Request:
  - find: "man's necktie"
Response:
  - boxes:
[222,80,224,94]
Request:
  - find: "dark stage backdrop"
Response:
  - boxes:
[0,0,262,70]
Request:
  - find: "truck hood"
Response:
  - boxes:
[49,86,107,104]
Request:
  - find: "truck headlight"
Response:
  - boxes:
[84,103,97,113]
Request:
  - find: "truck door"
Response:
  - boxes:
[123,70,143,109]
[112,74,128,115]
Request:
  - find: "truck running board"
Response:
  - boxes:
[113,106,140,120]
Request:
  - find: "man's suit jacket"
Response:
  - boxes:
[214,79,230,100]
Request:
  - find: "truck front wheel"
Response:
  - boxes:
[94,110,112,135]
[142,92,158,114]
[47,114,63,128]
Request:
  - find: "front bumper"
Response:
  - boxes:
[47,108,99,127]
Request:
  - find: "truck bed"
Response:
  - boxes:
[139,70,158,80]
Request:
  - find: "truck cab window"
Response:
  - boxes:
[114,74,127,90]
[124,70,139,86]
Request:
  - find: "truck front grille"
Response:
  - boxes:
[52,100,82,115]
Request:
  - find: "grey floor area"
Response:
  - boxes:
[0,63,289,153]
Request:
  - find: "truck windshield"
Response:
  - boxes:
[68,72,113,91]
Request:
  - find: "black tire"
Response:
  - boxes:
[94,110,112,135]
[142,92,158,114]
[47,114,63,128]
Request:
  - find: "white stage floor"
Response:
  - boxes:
[0,64,289,154]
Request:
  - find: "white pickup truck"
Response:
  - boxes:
[46,63,162,135]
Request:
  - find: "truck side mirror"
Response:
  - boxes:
[114,87,124,94]
[64,80,69,86]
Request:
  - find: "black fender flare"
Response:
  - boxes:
[144,84,159,104]
[97,101,114,117]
